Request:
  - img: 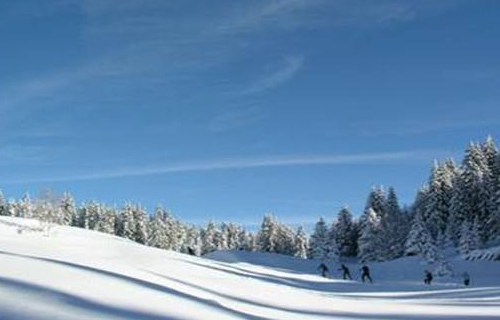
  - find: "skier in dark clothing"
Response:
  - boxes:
[317,263,329,278]
[360,265,372,283]
[462,272,470,286]
[424,270,433,285]
[339,264,352,280]
[187,247,196,256]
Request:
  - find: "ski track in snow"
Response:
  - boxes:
[0,217,499,320]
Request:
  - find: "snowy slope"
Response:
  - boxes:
[1,217,500,320]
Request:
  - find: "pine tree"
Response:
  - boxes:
[118,204,135,240]
[309,217,328,260]
[459,218,480,255]
[18,193,33,218]
[201,221,218,254]
[325,223,339,263]
[258,214,278,253]
[133,205,148,244]
[404,211,436,262]
[293,227,308,259]
[98,206,116,234]
[335,207,357,257]
[85,201,101,230]
[148,207,167,249]
[163,210,180,250]
[275,222,295,255]
[358,208,381,263]
[183,225,201,255]
[383,187,405,260]
[59,193,76,226]
[0,190,7,216]
[462,143,491,244]
[425,161,455,239]
[213,226,227,251]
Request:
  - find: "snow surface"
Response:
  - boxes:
[1,216,499,320]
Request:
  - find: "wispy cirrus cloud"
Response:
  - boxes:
[209,106,266,133]
[239,55,305,95]
[5,149,446,184]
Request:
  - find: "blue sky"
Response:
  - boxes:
[1,0,499,226]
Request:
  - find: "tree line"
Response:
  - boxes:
[1,136,499,263]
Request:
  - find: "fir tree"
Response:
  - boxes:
[201,221,218,254]
[309,217,328,260]
[118,204,135,240]
[293,227,308,259]
[59,193,76,226]
[133,205,149,244]
[258,214,278,253]
[335,207,358,257]
[326,223,340,263]
[358,208,381,263]
[0,190,7,216]
[459,218,480,255]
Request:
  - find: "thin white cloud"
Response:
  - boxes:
[209,106,266,133]
[240,55,304,95]
[6,149,445,184]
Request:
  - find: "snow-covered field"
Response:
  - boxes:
[1,217,499,320]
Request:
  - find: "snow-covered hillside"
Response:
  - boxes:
[1,217,499,320]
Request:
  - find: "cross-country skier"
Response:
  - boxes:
[317,263,329,278]
[424,270,433,285]
[339,264,352,280]
[462,272,470,286]
[360,265,372,283]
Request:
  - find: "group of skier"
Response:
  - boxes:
[317,263,372,283]
[318,263,470,286]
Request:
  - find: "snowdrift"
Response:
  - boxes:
[1,216,500,320]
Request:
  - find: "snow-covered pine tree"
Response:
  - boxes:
[275,222,295,255]
[358,208,382,262]
[459,218,480,255]
[222,223,241,250]
[462,143,491,244]
[85,201,101,230]
[382,187,405,260]
[404,211,437,262]
[18,193,33,218]
[0,190,7,216]
[258,214,278,253]
[133,205,148,245]
[148,207,167,249]
[59,193,76,226]
[163,210,181,250]
[118,203,135,240]
[425,161,455,239]
[309,217,328,260]
[293,227,308,259]
[201,220,218,254]
[183,225,201,255]
[237,229,252,251]
[449,168,468,246]
[98,206,116,234]
[213,226,227,251]
[326,223,340,263]
[365,186,387,218]
[335,207,358,257]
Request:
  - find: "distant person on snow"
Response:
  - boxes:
[424,270,433,285]
[339,264,352,280]
[462,272,470,286]
[317,263,329,278]
[360,265,372,283]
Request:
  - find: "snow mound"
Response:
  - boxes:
[1,216,500,320]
